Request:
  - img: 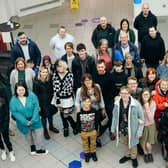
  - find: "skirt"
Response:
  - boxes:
[140,123,157,145]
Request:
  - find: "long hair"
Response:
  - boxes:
[80,74,101,102]
[120,18,130,32]
[37,66,50,81]
[14,81,29,97]
[139,88,152,105]
[15,57,26,70]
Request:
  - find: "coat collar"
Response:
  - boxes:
[114,96,136,106]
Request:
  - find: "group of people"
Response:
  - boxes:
[1,2,168,168]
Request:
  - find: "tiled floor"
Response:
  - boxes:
[1,1,168,168]
[0,113,166,168]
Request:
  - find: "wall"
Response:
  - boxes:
[133,0,168,17]
[0,0,64,23]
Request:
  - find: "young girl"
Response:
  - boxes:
[139,88,157,163]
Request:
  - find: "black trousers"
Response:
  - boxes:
[0,130,13,152]
[41,115,53,130]
[60,112,76,129]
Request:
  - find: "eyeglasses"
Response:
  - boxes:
[120,92,129,95]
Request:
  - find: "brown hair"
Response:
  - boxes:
[139,88,152,105]
[80,74,101,102]
[15,57,26,70]
[127,76,137,84]
[120,86,130,93]
[64,42,74,50]
[145,68,158,82]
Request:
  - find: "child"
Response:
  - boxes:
[0,96,15,162]
[139,88,156,163]
[77,97,98,162]
[26,59,39,74]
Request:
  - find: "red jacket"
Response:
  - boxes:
[152,80,168,119]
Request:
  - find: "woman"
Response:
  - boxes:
[75,73,106,145]
[33,66,59,140]
[0,90,15,162]
[139,68,159,92]
[10,82,48,155]
[97,39,112,72]
[114,18,135,44]
[139,88,156,163]
[42,55,54,75]
[157,53,168,79]
[10,57,35,95]
[52,60,77,137]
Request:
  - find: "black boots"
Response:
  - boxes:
[64,128,69,137]
[49,126,59,133]
[84,152,98,162]
[91,152,98,161]
[44,129,50,140]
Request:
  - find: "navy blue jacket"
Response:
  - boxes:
[11,39,41,66]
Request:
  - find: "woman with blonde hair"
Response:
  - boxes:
[10,57,35,95]
[157,52,168,79]
[33,66,59,140]
[52,60,77,137]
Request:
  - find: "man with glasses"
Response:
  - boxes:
[111,86,144,168]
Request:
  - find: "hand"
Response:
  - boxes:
[101,109,106,117]
[164,102,168,107]
[141,59,145,63]
[27,121,31,126]
[110,132,116,141]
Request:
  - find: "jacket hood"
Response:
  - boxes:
[155,80,167,96]
[96,23,112,30]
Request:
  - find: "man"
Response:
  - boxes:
[111,86,144,168]
[91,16,115,56]
[127,76,142,100]
[113,32,138,64]
[11,32,41,67]
[140,26,165,69]
[50,26,75,60]
[93,59,113,135]
[134,3,158,44]
[61,42,77,71]
[72,43,96,93]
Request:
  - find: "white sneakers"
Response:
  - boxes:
[9,151,15,162]
[1,150,15,162]
[1,150,7,161]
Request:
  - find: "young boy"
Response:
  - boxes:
[26,59,38,74]
[77,97,98,162]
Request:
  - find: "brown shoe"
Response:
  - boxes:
[110,132,116,141]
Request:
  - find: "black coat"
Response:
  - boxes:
[72,55,96,93]
[91,23,116,48]
[134,11,158,43]
[140,33,165,64]
[33,78,55,117]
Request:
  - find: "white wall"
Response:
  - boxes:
[133,0,168,17]
[0,0,64,23]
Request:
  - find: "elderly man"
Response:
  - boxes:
[91,16,115,56]
[134,3,158,45]
[11,32,41,67]
[50,26,75,60]
[113,32,139,64]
